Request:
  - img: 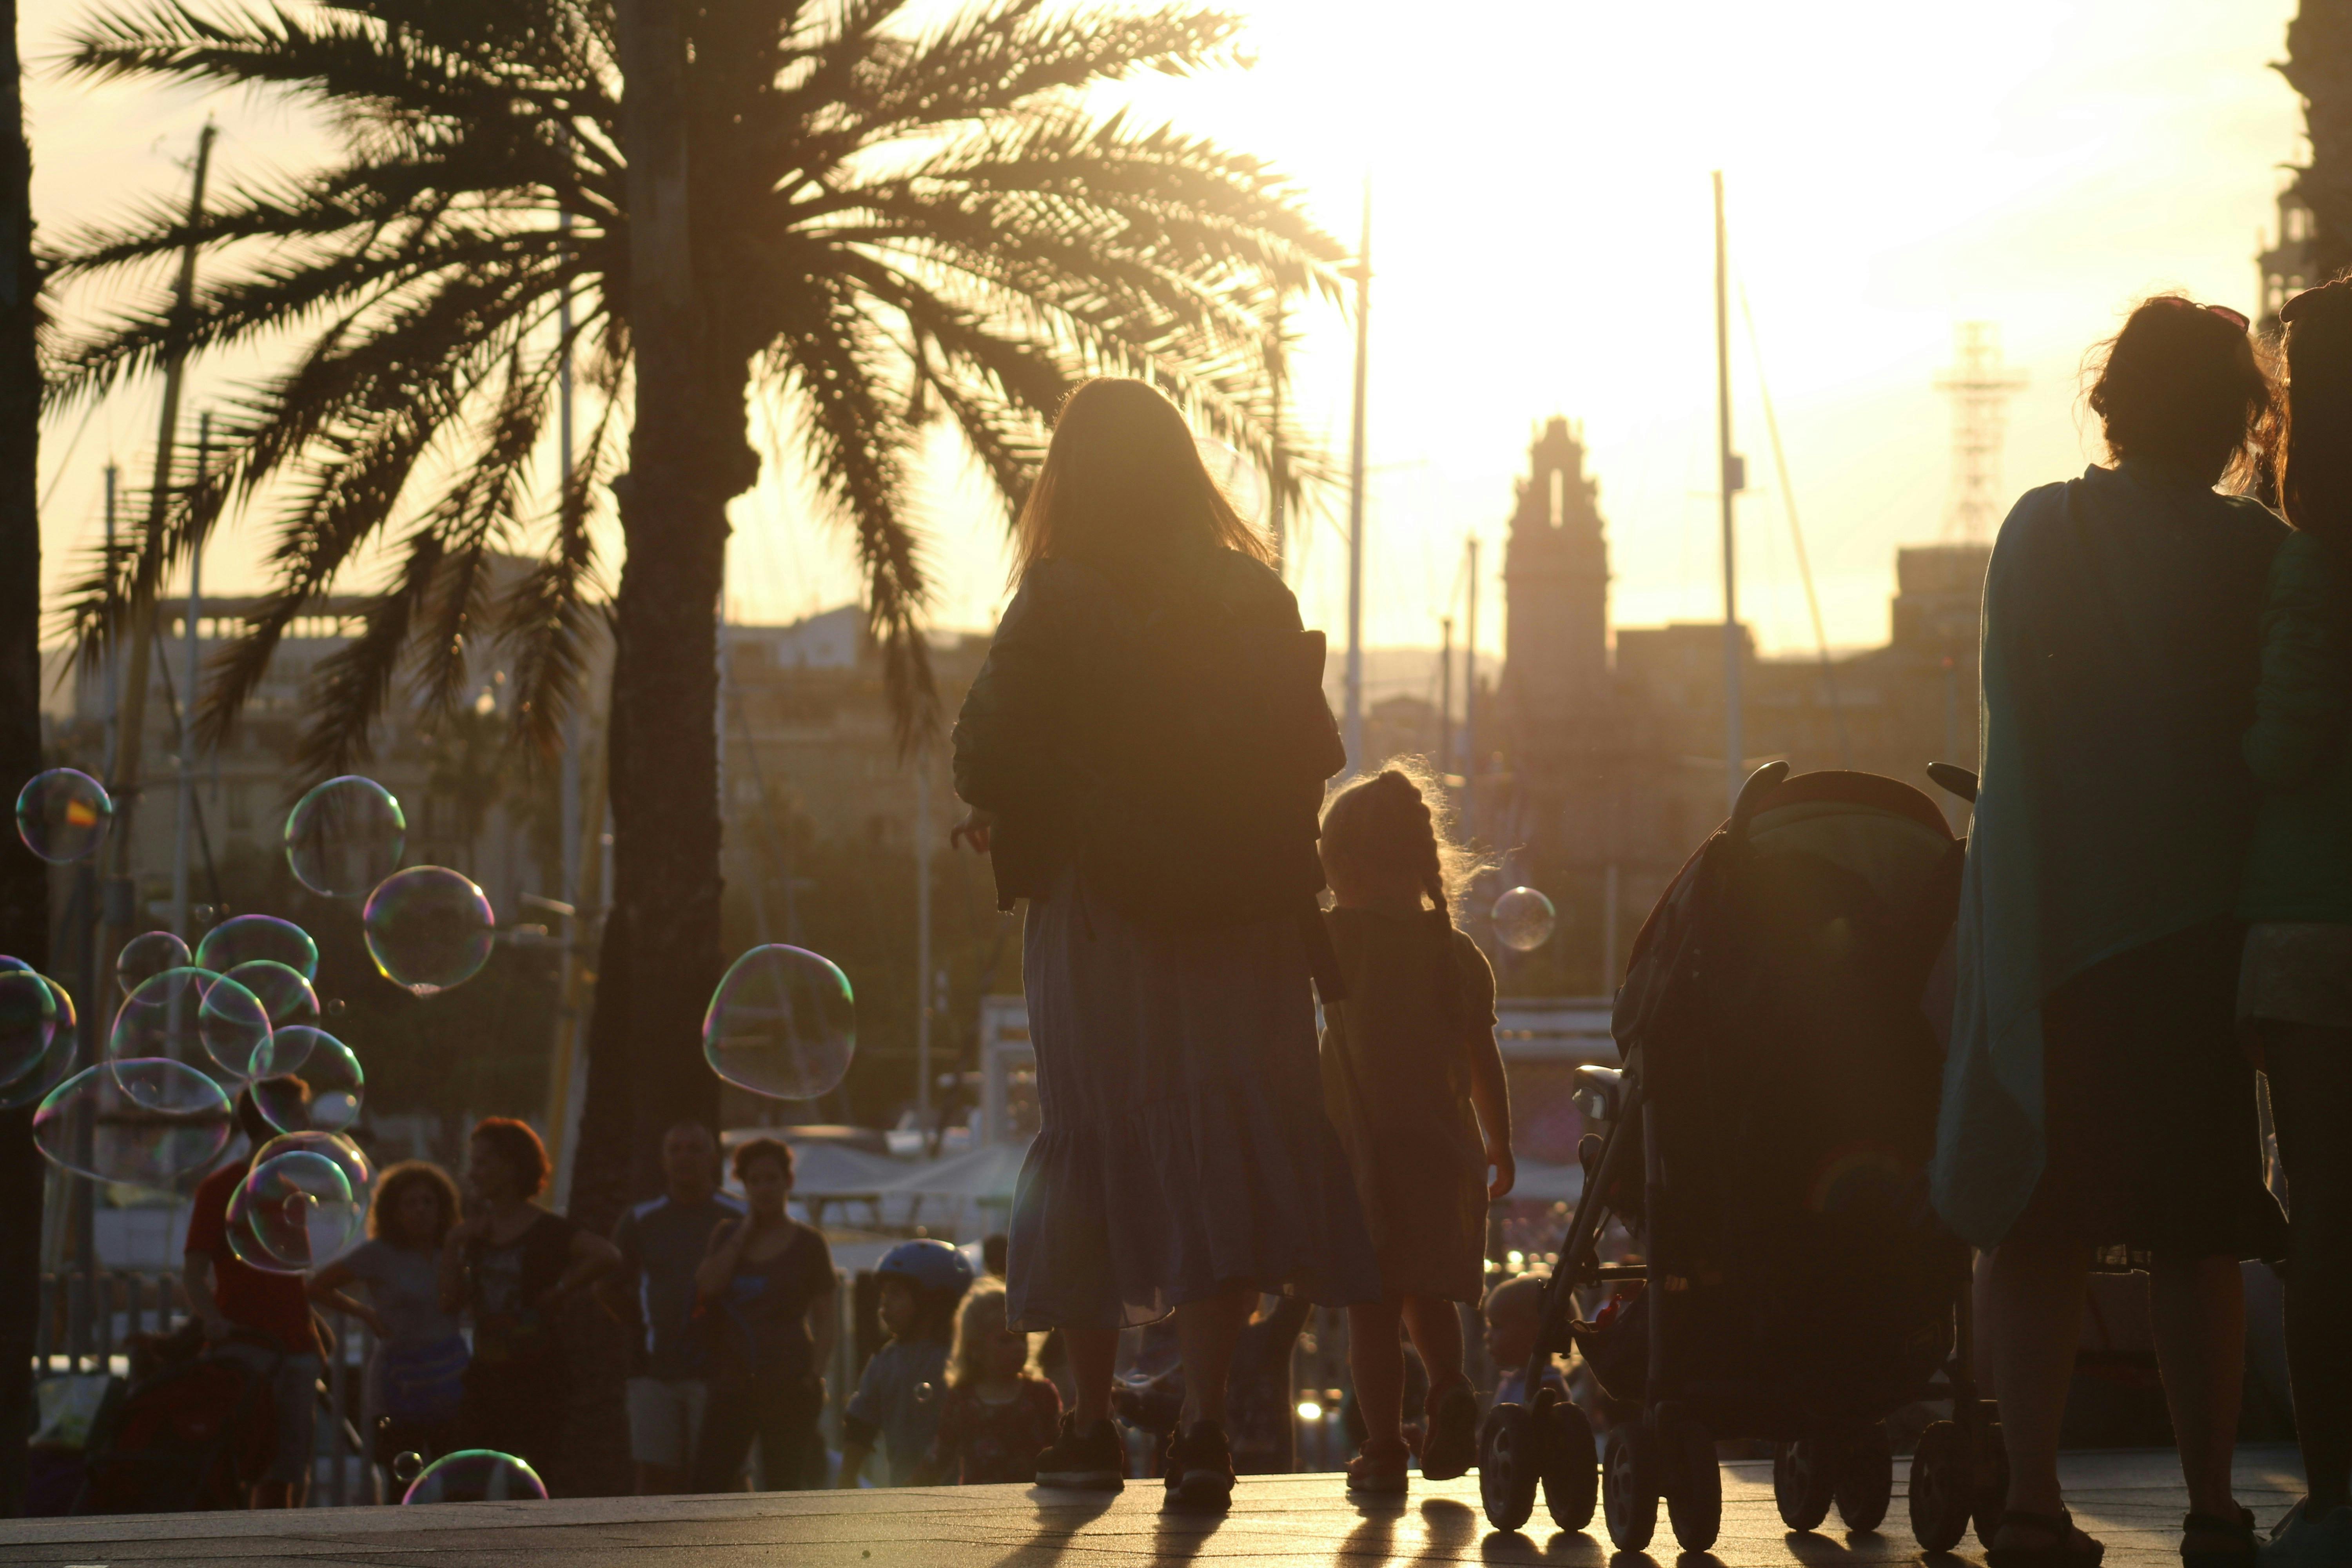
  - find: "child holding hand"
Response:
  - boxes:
[918,1281,1063,1485]
[1317,764,1514,1495]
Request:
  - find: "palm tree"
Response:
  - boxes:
[50,0,1339,1220]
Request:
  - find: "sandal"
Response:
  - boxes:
[2181,1509,2259,1568]
[1987,1508,2106,1568]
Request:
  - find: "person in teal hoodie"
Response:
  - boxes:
[2240,278,2352,1568]
[1934,297,2288,1568]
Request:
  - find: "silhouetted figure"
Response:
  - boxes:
[1315,765,1514,1494]
[1934,296,2287,1568]
[2240,277,2352,1566]
[951,376,1378,1508]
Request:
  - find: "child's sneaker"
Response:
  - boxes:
[1346,1437,1410,1495]
[1419,1383,1480,1481]
[1035,1413,1125,1491]
[1163,1419,1236,1510]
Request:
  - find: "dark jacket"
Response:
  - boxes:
[2242,528,2352,924]
[951,546,1335,915]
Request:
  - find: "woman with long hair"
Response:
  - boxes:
[951,377,1377,1507]
[1935,297,2290,1568]
[2239,278,2352,1564]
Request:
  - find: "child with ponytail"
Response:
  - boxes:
[1316,762,1515,1495]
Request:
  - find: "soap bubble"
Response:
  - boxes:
[109,968,272,1092]
[117,931,192,996]
[702,945,856,1101]
[401,1449,548,1504]
[391,1451,425,1485]
[195,915,318,983]
[1491,886,1557,953]
[34,1059,234,1188]
[0,955,26,973]
[225,1148,361,1274]
[363,867,494,995]
[222,960,319,1029]
[1194,436,1267,524]
[252,1129,374,1209]
[0,977,80,1112]
[253,1026,363,1134]
[0,967,58,1090]
[285,776,407,898]
[913,1380,938,1405]
[15,768,113,864]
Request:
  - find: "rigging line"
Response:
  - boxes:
[1737,284,1851,769]
[39,399,105,516]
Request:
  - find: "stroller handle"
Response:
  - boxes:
[1729,760,1792,835]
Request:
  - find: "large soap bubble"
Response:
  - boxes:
[702,944,856,1101]
[363,867,494,995]
[117,931,192,996]
[401,1449,548,1504]
[285,776,407,898]
[0,975,79,1112]
[225,1148,362,1274]
[109,968,272,1092]
[0,967,57,1089]
[195,915,319,983]
[15,768,113,864]
[254,1026,363,1134]
[222,960,319,1030]
[1491,886,1557,953]
[252,1128,374,1209]
[34,1058,234,1187]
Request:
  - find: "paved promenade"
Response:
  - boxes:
[0,1446,2304,1568]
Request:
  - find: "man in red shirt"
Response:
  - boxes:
[181,1087,325,1508]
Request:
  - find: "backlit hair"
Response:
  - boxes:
[470,1116,550,1198]
[732,1136,795,1183]
[1011,378,1270,585]
[2085,295,2278,489]
[945,1279,1036,1389]
[1319,758,1482,924]
[369,1160,461,1249]
[2278,277,2352,546]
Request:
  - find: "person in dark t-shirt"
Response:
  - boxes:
[601,1121,742,1493]
[689,1138,836,1491]
[439,1118,619,1481]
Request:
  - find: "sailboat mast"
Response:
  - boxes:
[1713,171,1743,812]
[1344,188,1371,774]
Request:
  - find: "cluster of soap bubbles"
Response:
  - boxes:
[18,769,497,1210]
[1492,886,1558,953]
[703,944,857,1102]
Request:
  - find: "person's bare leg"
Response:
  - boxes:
[1176,1284,1254,1428]
[1986,1233,2092,1521]
[1400,1297,1468,1411]
[1350,1300,1407,1450]
[2271,1029,2352,1513]
[1064,1326,1119,1431]
[2149,1252,2245,1519]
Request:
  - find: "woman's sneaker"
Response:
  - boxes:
[1163,1419,1236,1509]
[1035,1413,1125,1491]
[1419,1383,1480,1482]
[2261,1500,2352,1566]
[1346,1437,1410,1495]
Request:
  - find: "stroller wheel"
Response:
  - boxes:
[1477,1402,1539,1533]
[1908,1418,1976,1553]
[1602,1425,1658,1552]
[1661,1410,1721,1552]
[1773,1437,1838,1531]
[1537,1395,1599,1532]
[1972,1419,2009,1549]
[1833,1421,1893,1533]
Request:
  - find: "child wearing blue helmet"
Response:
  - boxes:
[836,1240,974,1486]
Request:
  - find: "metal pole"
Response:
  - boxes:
[102,465,118,773]
[914,751,932,1124]
[172,412,208,944]
[1462,535,1479,848]
[1343,187,1371,774]
[1603,863,1621,991]
[1713,171,1743,813]
[1437,615,1453,787]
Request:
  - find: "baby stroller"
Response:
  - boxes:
[1477,762,2004,1553]
[75,1329,281,1514]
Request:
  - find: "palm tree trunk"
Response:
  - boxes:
[571,0,742,1230]
[0,0,45,1515]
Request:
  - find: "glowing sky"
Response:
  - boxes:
[27,0,2310,675]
